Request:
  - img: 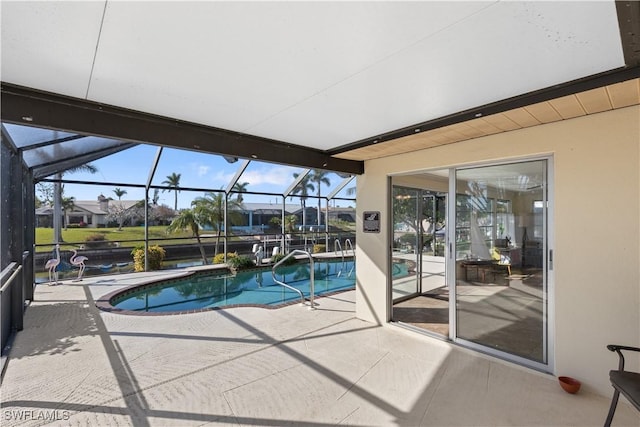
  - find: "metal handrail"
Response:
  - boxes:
[334,239,344,277]
[0,263,22,294]
[344,239,355,257]
[271,249,316,309]
[344,239,355,277]
[334,238,343,257]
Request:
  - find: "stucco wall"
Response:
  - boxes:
[355,105,640,396]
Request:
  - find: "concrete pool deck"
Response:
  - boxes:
[1,271,639,426]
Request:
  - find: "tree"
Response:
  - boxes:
[51,163,98,243]
[37,163,98,243]
[61,195,75,230]
[309,169,331,227]
[392,187,420,233]
[150,204,175,225]
[192,191,243,255]
[107,202,134,231]
[291,172,314,230]
[113,187,127,200]
[44,163,98,243]
[285,215,298,233]
[392,188,445,253]
[232,182,249,203]
[36,183,54,206]
[166,209,208,265]
[162,172,181,211]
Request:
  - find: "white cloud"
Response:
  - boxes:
[211,170,235,186]
[197,165,210,177]
[241,167,293,186]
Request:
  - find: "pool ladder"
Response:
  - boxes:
[334,238,355,278]
[271,250,316,310]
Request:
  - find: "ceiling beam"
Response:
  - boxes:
[0,83,364,175]
[617,1,640,67]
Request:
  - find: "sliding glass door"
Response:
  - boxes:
[453,160,549,366]
[389,159,552,368]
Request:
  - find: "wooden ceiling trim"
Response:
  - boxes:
[480,113,522,132]
[452,123,485,139]
[548,95,586,119]
[606,79,640,108]
[524,101,563,124]
[440,125,470,141]
[465,117,503,135]
[501,108,540,128]
[576,87,613,114]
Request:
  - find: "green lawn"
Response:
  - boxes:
[35,223,356,252]
[35,226,205,252]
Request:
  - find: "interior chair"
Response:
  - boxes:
[490,247,511,277]
[604,344,640,427]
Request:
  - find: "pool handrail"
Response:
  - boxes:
[334,238,343,257]
[345,239,355,277]
[334,239,344,277]
[345,238,355,257]
[271,249,316,310]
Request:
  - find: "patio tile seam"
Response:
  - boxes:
[335,349,391,402]
[417,354,450,426]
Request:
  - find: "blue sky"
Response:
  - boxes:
[58,145,355,209]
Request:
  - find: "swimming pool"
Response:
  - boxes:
[103,259,355,314]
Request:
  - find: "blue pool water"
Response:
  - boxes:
[111,260,356,313]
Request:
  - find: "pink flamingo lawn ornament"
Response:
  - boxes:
[69,248,88,281]
[44,244,61,286]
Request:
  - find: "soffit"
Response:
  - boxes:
[334,78,640,161]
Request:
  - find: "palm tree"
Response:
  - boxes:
[166,209,208,265]
[192,191,243,255]
[113,187,127,200]
[61,195,75,231]
[232,182,249,203]
[162,172,181,211]
[310,169,331,227]
[53,163,98,243]
[285,215,297,233]
[291,172,314,230]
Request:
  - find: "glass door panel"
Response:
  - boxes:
[391,186,421,301]
[391,181,448,337]
[454,160,548,365]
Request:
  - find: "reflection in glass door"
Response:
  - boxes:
[391,183,448,336]
[454,160,549,366]
[391,187,421,301]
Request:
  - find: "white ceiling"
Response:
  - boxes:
[1,1,625,152]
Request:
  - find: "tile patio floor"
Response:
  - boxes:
[1,271,639,426]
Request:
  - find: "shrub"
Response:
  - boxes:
[270,253,296,266]
[85,233,107,242]
[212,252,238,264]
[312,244,326,254]
[227,254,255,270]
[84,233,110,248]
[131,245,166,272]
[398,233,417,245]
